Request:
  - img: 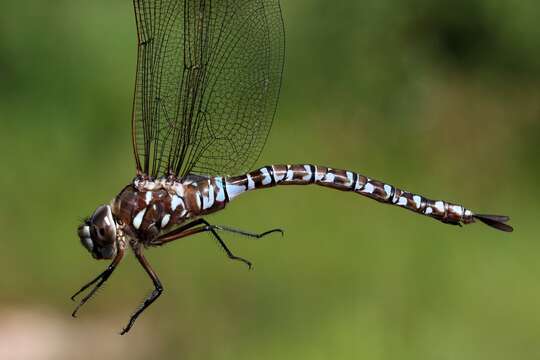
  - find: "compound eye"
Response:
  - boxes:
[95,226,106,239]
[90,205,117,246]
[91,224,114,246]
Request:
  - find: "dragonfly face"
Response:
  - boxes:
[78,205,118,260]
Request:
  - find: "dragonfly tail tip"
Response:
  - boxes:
[474,214,513,232]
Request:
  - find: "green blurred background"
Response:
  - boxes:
[1,1,539,359]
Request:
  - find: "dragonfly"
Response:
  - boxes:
[73,0,513,335]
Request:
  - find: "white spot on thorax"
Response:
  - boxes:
[161,214,171,228]
[195,191,202,209]
[434,201,445,213]
[425,207,433,215]
[202,181,215,210]
[148,181,159,191]
[171,195,183,212]
[145,191,153,205]
[215,177,226,202]
[174,184,185,197]
[133,208,147,230]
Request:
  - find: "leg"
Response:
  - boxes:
[71,247,125,317]
[206,224,254,269]
[210,225,283,239]
[153,218,210,244]
[151,219,254,269]
[120,248,162,335]
[155,219,283,244]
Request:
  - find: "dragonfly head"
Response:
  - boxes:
[78,205,118,260]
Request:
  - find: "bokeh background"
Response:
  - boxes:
[1,1,539,359]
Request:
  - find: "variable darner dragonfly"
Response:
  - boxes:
[73,0,513,335]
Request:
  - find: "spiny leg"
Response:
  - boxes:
[211,225,284,239]
[156,219,283,243]
[151,219,256,269]
[119,221,280,333]
[71,247,125,317]
[207,224,253,269]
[120,248,162,335]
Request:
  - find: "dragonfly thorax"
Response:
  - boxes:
[78,205,118,260]
[108,175,231,245]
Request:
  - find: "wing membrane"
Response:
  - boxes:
[132,0,285,177]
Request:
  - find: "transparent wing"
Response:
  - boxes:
[132,0,285,177]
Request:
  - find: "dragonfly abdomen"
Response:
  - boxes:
[222,164,495,229]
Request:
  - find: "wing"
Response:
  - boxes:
[132,0,285,178]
